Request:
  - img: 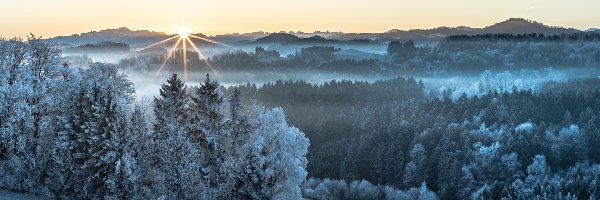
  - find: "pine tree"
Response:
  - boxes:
[154,73,189,134]
[152,73,208,199]
[191,74,224,134]
[228,88,249,156]
[403,144,428,188]
[71,87,124,198]
[124,104,149,198]
[189,74,225,190]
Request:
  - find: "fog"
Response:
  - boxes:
[63,44,600,100]
[121,69,392,98]
[117,67,600,102]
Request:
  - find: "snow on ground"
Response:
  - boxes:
[0,190,46,200]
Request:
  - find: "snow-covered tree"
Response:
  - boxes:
[152,73,210,199]
[243,108,309,199]
[403,143,428,187]
[459,142,522,199]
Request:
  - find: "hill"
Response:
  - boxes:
[50,27,169,47]
[48,18,586,46]
[63,41,130,53]
[480,18,579,34]
[329,18,582,41]
[254,33,299,43]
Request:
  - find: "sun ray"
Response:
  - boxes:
[153,38,182,79]
[182,38,188,81]
[189,35,234,48]
[149,22,234,82]
[135,35,178,52]
[185,37,223,80]
[185,37,214,69]
[123,35,178,57]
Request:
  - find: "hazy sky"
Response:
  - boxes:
[1,0,600,38]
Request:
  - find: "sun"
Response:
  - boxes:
[178,28,190,39]
[136,24,235,81]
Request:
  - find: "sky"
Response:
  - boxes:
[1,0,600,38]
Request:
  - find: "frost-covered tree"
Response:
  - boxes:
[187,74,230,196]
[459,142,522,199]
[0,35,77,195]
[243,108,309,199]
[152,73,209,199]
[302,178,438,200]
[403,143,428,187]
[227,88,249,155]
[192,74,223,131]
[122,104,150,198]
[72,88,124,198]
[0,39,315,200]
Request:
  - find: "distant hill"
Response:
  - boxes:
[213,31,270,43]
[48,18,587,47]
[254,33,299,43]
[480,18,579,34]
[63,41,130,53]
[330,18,583,41]
[283,35,341,45]
[50,27,169,47]
[586,28,599,33]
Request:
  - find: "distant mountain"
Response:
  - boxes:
[51,27,169,47]
[283,35,340,45]
[586,28,599,32]
[480,18,579,34]
[254,33,299,43]
[329,18,582,41]
[49,18,587,48]
[213,31,270,43]
[328,27,474,41]
[63,41,130,53]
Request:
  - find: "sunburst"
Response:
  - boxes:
[136,24,233,81]
[178,27,190,39]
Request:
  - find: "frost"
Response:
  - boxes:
[515,122,534,133]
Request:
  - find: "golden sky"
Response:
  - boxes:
[1,0,599,38]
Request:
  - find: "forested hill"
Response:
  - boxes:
[447,32,600,42]
[228,77,600,199]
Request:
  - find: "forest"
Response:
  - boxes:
[230,78,600,199]
[116,33,600,76]
[2,34,600,200]
[0,37,439,199]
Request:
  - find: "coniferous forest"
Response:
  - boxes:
[3,27,600,199]
[0,37,312,199]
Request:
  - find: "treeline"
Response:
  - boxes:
[230,77,600,199]
[64,41,130,53]
[0,37,310,199]
[119,38,600,76]
[387,40,600,73]
[119,46,384,74]
[447,32,600,42]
